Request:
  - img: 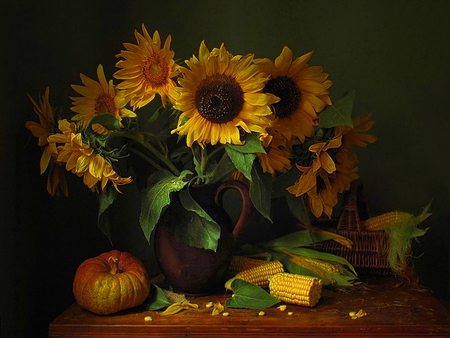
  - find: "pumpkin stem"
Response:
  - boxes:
[109,256,120,275]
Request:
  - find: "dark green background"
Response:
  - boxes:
[1,1,449,337]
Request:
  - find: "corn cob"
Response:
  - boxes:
[228,256,271,276]
[294,256,340,275]
[224,260,284,290]
[269,273,323,307]
[363,211,413,231]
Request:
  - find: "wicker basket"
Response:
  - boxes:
[319,180,392,276]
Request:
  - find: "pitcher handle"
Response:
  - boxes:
[215,180,251,241]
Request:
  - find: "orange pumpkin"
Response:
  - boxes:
[73,249,150,315]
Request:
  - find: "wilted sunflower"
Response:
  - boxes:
[258,128,292,175]
[70,64,135,134]
[114,25,179,108]
[288,136,342,198]
[171,41,279,147]
[288,112,376,218]
[287,136,344,218]
[336,113,377,148]
[306,170,339,219]
[25,87,68,196]
[48,120,132,193]
[255,46,332,142]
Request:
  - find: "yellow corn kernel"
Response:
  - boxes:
[258,311,265,316]
[277,304,287,311]
[228,256,271,276]
[225,260,284,290]
[363,211,413,231]
[269,273,323,307]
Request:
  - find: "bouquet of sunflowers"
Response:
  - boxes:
[26,24,377,252]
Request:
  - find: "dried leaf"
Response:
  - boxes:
[159,301,199,316]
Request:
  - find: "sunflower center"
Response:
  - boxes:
[195,74,244,124]
[143,53,169,88]
[263,76,300,118]
[95,94,116,116]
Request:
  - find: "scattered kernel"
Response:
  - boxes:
[258,311,265,316]
[144,316,153,322]
[287,311,294,316]
[205,302,214,308]
[277,305,287,311]
[222,312,230,316]
[349,309,368,319]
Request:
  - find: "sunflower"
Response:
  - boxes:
[287,136,346,218]
[255,46,332,142]
[287,136,342,198]
[171,41,279,147]
[70,64,135,134]
[336,113,377,148]
[25,87,68,196]
[114,25,179,109]
[306,170,339,219]
[287,114,373,218]
[48,120,132,193]
[257,128,292,175]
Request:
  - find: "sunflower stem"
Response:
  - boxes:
[127,147,165,172]
[206,145,225,163]
[112,131,181,176]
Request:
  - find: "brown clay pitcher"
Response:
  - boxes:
[154,180,251,295]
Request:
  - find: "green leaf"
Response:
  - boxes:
[285,247,356,275]
[318,91,355,129]
[179,189,216,223]
[225,279,280,309]
[258,230,317,249]
[249,161,272,221]
[284,191,311,228]
[175,189,221,251]
[97,186,119,244]
[225,145,256,181]
[146,285,173,310]
[139,170,191,242]
[227,133,266,154]
[88,114,121,131]
[272,167,300,198]
[211,153,236,183]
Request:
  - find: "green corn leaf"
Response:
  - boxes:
[284,247,357,275]
[257,230,316,248]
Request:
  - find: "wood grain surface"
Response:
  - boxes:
[49,276,450,338]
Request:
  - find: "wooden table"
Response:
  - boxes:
[49,276,450,338]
